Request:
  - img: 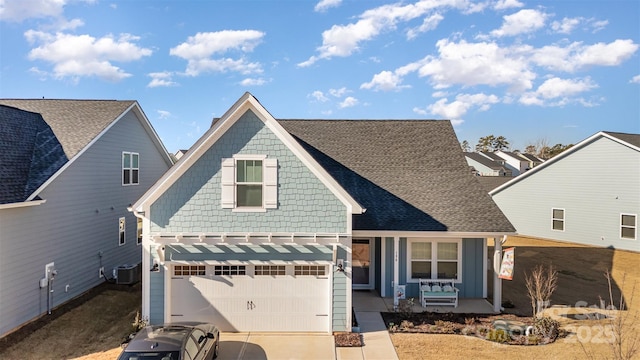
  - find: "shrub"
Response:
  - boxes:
[397,298,415,317]
[434,320,457,334]
[399,320,414,330]
[534,316,560,340]
[486,329,510,343]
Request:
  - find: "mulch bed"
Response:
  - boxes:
[381,312,561,345]
[334,332,364,347]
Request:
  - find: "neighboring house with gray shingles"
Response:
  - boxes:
[464,152,513,176]
[131,93,515,333]
[490,131,639,252]
[0,99,172,337]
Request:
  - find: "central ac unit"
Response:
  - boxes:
[115,264,139,285]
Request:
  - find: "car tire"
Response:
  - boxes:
[213,341,219,359]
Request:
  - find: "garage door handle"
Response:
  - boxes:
[247,301,256,310]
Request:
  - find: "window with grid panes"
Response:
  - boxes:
[213,265,246,276]
[254,265,285,275]
[174,265,206,276]
[294,265,325,276]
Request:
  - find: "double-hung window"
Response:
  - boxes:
[552,208,565,231]
[408,239,461,281]
[237,159,263,207]
[621,214,637,240]
[221,155,277,210]
[410,242,432,279]
[122,152,139,185]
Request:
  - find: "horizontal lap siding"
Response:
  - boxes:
[395,238,484,299]
[0,111,169,337]
[493,137,639,252]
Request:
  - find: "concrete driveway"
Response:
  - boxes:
[217,332,336,360]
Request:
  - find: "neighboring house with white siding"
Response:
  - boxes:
[464,152,513,176]
[0,100,173,337]
[490,131,639,252]
[495,150,531,175]
[131,93,515,333]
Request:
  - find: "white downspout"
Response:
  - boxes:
[493,235,507,313]
[393,237,400,310]
[130,208,151,322]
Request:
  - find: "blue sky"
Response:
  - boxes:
[1,0,638,153]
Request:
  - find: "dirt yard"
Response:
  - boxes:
[0,283,140,360]
[0,236,638,359]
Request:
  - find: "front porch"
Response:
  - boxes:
[353,290,497,314]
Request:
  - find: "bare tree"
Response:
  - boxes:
[580,271,638,360]
[605,271,638,360]
[460,140,471,152]
[525,264,558,318]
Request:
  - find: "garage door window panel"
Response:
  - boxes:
[174,265,206,276]
[294,265,326,276]
[255,265,285,276]
[214,265,246,276]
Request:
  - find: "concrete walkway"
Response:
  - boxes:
[335,291,399,360]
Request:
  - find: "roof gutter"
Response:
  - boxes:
[0,199,47,210]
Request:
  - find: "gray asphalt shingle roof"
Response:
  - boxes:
[0,105,67,204]
[0,99,135,204]
[279,119,515,233]
[604,131,640,148]
[464,152,505,170]
[0,99,135,159]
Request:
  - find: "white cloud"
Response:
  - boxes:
[551,17,581,34]
[314,0,341,12]
[490,9,548,37]
[519,77,597,106]
[417,39,536,92]
[531,39,639,72]
[631,75,640,84]
[0,0,66,22]
[338,96,358,108]
[298,0,475,67]
[170,30,265,76]
[240,77,267,86]
[309,90,329,102]
[360,70,410,91]
[25,30,152,81]
[329,87,349,97]
[426,93,499,122]
[147,71,177,88]
[589,19,608,33]
[157,110,171,119]
[493,0,523,10]
[406,13,444,39]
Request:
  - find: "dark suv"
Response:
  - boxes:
[118,323,219,360]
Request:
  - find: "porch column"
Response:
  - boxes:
[493,237,503,313]
[393,237,400,309]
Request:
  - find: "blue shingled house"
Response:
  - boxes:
[0,100,172,337]
[131,93,515,333]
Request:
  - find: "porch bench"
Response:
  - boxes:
[419,279,459,307]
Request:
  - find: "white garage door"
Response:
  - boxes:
[170,264,330,332]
